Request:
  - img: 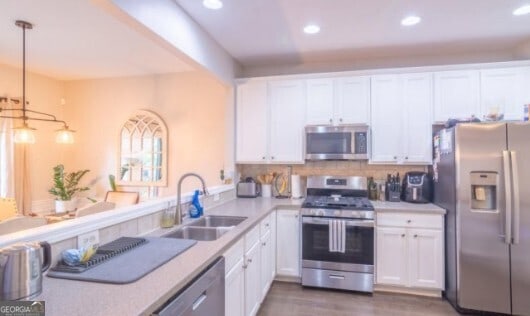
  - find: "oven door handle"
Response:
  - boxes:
[302,217,374,227]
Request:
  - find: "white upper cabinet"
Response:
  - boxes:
[336,76,370,124]
[306,76,370,125]
[269,80,306,163]
[401,73,433,164]
[236,81,268,163]
[371,75,402,163]
[480,67,529,121]
[434,70,480,122]
[371,73,433,164]
[306,78,334,125]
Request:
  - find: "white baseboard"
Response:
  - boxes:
[374,284,442,297]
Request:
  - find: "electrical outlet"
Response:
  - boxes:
[213,193,220,202]
[78,230,99,249]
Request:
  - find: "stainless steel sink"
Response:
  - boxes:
[189,215,247,228]
[164,226,233,241]
[164,216,248,241]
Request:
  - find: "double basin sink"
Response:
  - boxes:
[164,215,247,241]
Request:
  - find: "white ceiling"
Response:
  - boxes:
[174,0,530,67]
[0,0,193,80]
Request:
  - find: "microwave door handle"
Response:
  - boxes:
[511,151,520,245]
[502,150,512,245]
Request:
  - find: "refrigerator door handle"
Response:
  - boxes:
[511,150,520,245]
[502,150,512,244]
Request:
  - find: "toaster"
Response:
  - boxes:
[237,178,261,198]
[401,172,432,203]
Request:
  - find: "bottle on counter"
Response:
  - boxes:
[160,202,175,228]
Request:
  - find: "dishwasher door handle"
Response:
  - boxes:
[192,292,208,311]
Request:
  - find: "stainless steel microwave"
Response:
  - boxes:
[305,124,369,160]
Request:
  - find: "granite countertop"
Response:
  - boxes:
[35,197,303,316]
[372,201,446,214]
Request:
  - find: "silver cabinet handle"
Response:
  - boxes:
[262,156,265,160]
[242,264,248,269]
[248,258,252,263]
[393,156,398,160]
[503,150,512,244]
[329,119,333,123]
[192,293,207,311]
[271,156,275,160]
[414,234,418,238]
[262,242,266,246]
[339,118,343,123]
[295,215,299,218]
[407,220,412,224]
[511,151,520,245]
[265,223,270,227]
[405,156,409,160]
[401,234,405,238]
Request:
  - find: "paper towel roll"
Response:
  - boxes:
[291,175,303,199]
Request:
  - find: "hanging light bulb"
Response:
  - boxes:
[55,125,75,144]
[13,122,36,144]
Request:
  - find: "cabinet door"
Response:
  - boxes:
[259,230,273,301]
[306,78,334,125]
[408,229,444,289]
[226,258,245,316]
[276,209,300,277]
[236,81,269,163]
[376,227,408,286]
[480,68,527,121]
[336,76,370,124]
[269,80,306,163]
[244,242,261,316]
[270,211,277,281]
[370,75,402,163]
[402,73,433,164]
[434,70,480,122]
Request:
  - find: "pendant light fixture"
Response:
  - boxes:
[0,20,75,144]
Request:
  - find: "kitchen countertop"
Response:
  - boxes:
[372,201,446,214]
[35,197,444,315]
[36,197,303,316]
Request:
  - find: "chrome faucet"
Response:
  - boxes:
[176,173,209,225]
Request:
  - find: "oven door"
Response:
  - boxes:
[301,216,374,273]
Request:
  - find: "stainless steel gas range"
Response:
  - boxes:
[301,176,374,293]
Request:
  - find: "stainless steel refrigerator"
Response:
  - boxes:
[433,122,530,315]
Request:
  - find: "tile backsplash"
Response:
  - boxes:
[238,161,427,187]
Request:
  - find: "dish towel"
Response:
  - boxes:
[328,219,346,253]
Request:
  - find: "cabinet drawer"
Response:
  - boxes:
[377,213,443,229]
[245,224,260,252]
[224,238,244,274]
[260,214,272,237]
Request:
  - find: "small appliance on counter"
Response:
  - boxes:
[236,177,261,198]
[0,241,51,300]
[386,173,401,202]
[401,172,432,203]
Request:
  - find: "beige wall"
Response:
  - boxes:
[63,71,230,198]
[0,63,67,203]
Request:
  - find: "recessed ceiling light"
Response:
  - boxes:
[401,15,421,26]
[303,24,320,34]
[203,0,223,10]
[513,4,530,16]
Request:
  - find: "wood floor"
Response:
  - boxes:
[258,282,460,316]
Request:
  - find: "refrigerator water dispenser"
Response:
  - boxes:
[470,172,498,212]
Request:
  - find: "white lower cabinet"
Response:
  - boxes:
[275,209,300,277]
[223,212,279,316]
[376,213,444,291]
[244,241,261,316]
[225,257,245,316]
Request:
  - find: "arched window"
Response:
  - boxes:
[117,110,167,186]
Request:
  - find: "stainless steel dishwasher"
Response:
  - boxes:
[154,257,225,316]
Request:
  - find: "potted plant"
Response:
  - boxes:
[48,164,90,213]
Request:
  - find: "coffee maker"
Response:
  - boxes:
[401,172,432,203]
